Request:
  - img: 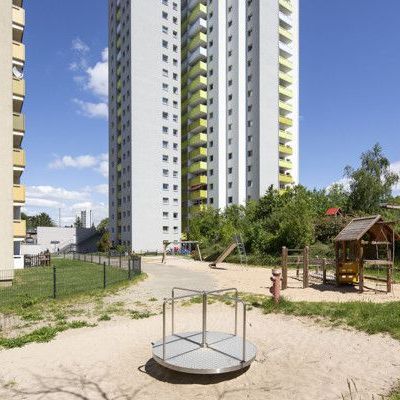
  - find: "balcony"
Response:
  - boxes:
[190,175,207,187]
[279,85,293,100]
[188,17,207,37]
[12,41,25,63]
[189,60,207,79]
[189,46,207,65]
[189,161,207,174]
[279,0,293,13]
[13,78,25,99]
[189,3,207,24]
[279,101,293,113]
[188,118,207,135]
[12,5,25,42]
[279,116,293,127]
[189,31,207,52]
[279,11,292,28]
[279,71,293,85]
[188,90,207,107]
[189,147,207,161]
[189,132,207,148]
[13,113,25,132]
[190,204,207,214]
[13,148,26,168]
[279,56,293,71]
[279,26,292,43]
[279,144,293,156]
[189,75,207,92]
[279,174,294,184]
[13,184,25,203]
[13,219,26,238]
[279,41,293,57]
[279,159,293,170]
[279,130,293,142]
[188,104,207,120]
[190,190,207,201]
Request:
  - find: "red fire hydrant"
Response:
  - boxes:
[270,269,282,303]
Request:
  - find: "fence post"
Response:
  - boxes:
[53,265,57,299]
[303,246,309,288]
[119,253,122,269]
[128,259,132,280]
[91,253,93,263]
[99,254,101,265]
[281,247,288,290]
[108,252,111,266]
[322,258,327,285]
[103,262,107,289]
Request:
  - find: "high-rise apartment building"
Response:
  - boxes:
[181,0,299,231]
[109,0,298,250]
[108,0,182,251]
[0,0,26,281]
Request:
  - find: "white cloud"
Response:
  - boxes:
[48,153,108,178]
[72,99,108,119]
[70,40,108,119]
[24,184,108,226]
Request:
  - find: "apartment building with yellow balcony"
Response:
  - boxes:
[0,0,26,280]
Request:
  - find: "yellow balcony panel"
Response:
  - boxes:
[13,184,25,203]
[13,219,26,238]
[13,112,25,132]
[116,8,122,22]
[279,71,293,84]
[190,204,207,214]
[117,135,122,144]
[117,93,122,103]
[279,101,293,113]
[279,159,293,170]
[188,32,207,52]
[279,56,293,70]
[279,116,293,127]
[188,118,207,135]
[279,85,293,99]
[189,75,207,92]
[189,146,207,160]
[279,174,294,184]
[188,90,207,107]
[190,175,207,187]
[189,161,207,174]
[279,0,293,13]
[117,108,122,117]
[117,37,122,49]
[189,190,207,201]
[279,144,293,156]
[117,79,122,90]
[13,148,25,168]
[188,104,207,120]
[189,132,207,147]
[189,60,207,79]
[279,130,293,141]
[189,3,207,24]
[13,42,25,64]
[12,6,25,42]
[279,26,292,42]
[117,163,122,172]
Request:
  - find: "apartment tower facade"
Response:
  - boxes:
[108,0,182,251]
[0,0,26,280]
[181,0,299,231]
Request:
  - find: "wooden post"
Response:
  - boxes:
[322,258,327,284]
[196,243,203,262]
[358,246,364,293]
[335,242,340,286]
[281,247,288,290]
[387,249,393,293]
[303,246,309,288]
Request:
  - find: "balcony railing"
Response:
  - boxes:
[189,132,207,147]
[189,161,207,174]
[189,3,207,24]
[188,118,207,135]
[12,78,25,98]
[188,31,207,51]
[189,189,207,201]
[279,116,293,127]
[189,147,207,160]
[279,174,294,184]
[188,104,207,120]
[190,175,207,187]
[13,219,26,238]
[13,184,25,203]
[12,41,25,63]
[279,144,293,155]
[13,148,26,168]
[12,5,25,27]
[13,113,25,132]
[189,60,207,79]
[279,159,293,170]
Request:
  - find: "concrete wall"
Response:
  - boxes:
[0,1,14,280]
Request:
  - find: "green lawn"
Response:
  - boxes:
[0,259,137,312]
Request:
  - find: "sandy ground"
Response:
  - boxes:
[1,303,400,400]
[157,256,400,303]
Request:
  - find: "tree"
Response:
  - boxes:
[74,216,83,228]
[345,143,399,214]
[23,212,55,229]
[97,218,109,233]
[97,231,111,252]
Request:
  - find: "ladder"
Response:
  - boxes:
[234,235,247,267]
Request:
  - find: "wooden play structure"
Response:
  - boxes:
[334,215,398,293]
[162,240,202,264]
[209,235,247,268]
[281,215,399,294]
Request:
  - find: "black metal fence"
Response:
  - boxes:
[0,254,142,309]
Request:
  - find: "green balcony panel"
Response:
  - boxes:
[279,101,293,112]
[279,130,293,141]
[279,71,294,84]
[189,3,207,24]
[279,0,293,13]
[188,32,207,52]
[279,56,293,70]
[189,189,207,201]
[189,60,207,79]
[189,146,207,160]
[188,119,207,135]
[279,85,293,99]
[188,104,207,120]
[189,161,207,174]
[190,175,207,187]
[279,26,293,41]
[188,75,207,92]
[279,116,293,127]
[279,159,293,169]
[279,144,293,155]
[189,132,207,147]
[279,174,294,184]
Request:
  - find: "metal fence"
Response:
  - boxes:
[0,254,142,309]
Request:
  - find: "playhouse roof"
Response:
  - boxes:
[326,207,342,216]
[335,215,399,242]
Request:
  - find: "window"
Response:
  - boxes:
[173,184,178,191]
[228,196,233,204]
[162,140,168,148]
[163,83,169,91]
[162,54,168,62]
[162,97,168,105]
[163,183,169,190]
[163,212,169,219]
[163,126,169,134]
[247,180,252,187]
[162,25,168,34]
[162,40,168,49]
[173,212,178,219]
[162,155,169,162]
[163,197,169,204]
[162,68,168,77]
[163,226,169,233]
[228,182,232,189]
[162,11,168,19]
[228,153,232,160]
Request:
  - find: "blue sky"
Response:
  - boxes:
[22,0,400,225]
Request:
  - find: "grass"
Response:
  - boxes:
[0,259,144,313]
[0,320,95,349]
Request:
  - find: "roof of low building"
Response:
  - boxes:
[325,207,342,216]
